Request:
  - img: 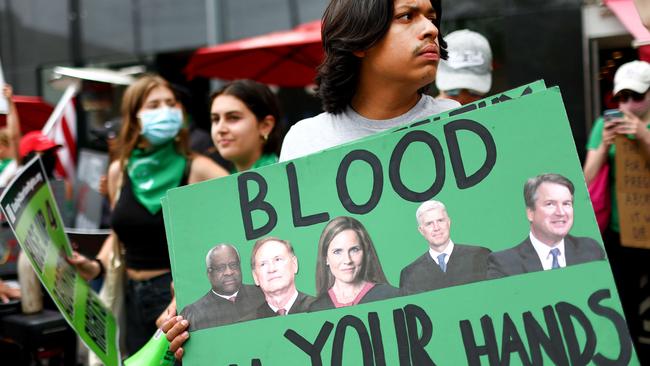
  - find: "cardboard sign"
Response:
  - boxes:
[164,85,637,365]
[0,158,120,366]
[74,149,110,229]
[614,135,650,248]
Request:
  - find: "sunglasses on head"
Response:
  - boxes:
[613,90,646,103]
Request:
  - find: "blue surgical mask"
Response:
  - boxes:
[138,107,183,146]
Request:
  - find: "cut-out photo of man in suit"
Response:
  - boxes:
[246,237,314,319]
[400,200,491,295]
[181,244,264,331]
[487,173,605,279]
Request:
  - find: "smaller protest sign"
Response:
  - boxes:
[74,149,110,229]
[615,135,650,248]
[0,157,120,366]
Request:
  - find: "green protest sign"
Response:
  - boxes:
[0,158,120,366]
[165,86,637,365]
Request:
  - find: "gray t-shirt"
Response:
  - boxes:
[279,95,460,161]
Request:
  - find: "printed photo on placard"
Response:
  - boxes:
[164,84,637,366]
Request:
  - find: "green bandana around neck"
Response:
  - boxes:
[128,141,186,214]
[229,153,278,174]
[0,158,13,174]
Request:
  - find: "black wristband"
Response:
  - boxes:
[93,258,105,280]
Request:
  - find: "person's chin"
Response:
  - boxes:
[222,286,238,294]
[336,273,356,283]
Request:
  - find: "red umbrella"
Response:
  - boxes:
[185,20,323,87]
[0,95,54,133]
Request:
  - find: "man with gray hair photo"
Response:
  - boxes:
[247,237,314,319]
[180,244,264,331]
[400,200,491,295]
[487,173,605,279]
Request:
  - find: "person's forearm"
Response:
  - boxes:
[583,147,608,184]
[6,99,21,162]
[96,232,115,269]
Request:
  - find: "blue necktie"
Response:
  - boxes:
[550,248,561,269]
[437,253,447,272]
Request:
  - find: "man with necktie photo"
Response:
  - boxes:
[181,244,264,331]
[487,173,605,279]
[400,200,491,295]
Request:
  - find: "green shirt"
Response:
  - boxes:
[586,116,650,232]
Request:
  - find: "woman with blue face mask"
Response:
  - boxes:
[69,74,228,354]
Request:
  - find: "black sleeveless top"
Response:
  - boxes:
[111,162,190,270]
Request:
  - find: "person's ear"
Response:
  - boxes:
[292,256,298,274]
[526,208,534,223]
[252,270,259,286]
[353,50,366,58]
[259,115,275,140]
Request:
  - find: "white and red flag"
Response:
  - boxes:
[41,83,78,179]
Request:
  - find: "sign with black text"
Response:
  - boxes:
[165,84,637,365]
[0,157,120,366]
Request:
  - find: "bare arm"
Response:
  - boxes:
[583,120,616,184]
[2,85,22,164]
[188,154,228,184]
[583,147,609,185]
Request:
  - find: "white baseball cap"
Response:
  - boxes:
[436,29,493,95]
[613,60,650,95]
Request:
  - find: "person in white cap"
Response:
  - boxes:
[584,60,650,199]
[583,59,650,355]
[435,29,492,105]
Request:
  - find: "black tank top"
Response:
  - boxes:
[111,161,190,270]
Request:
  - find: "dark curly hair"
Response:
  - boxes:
[316,0,448,114]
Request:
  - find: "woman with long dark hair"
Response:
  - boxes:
[311,216,398,311]
[210,79,283,172]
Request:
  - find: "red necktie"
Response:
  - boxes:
[228,296,236,303]
[276,308,287,316]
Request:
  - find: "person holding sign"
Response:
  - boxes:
[583,60,650,355]
[164,0,457,358]
[279,0,459,161]
[210,79,283,173]
[0,84,21,187]
[180,244,264,331]
[400,200,490,295]
[246,237,314,319]
[70,74,228,354]
[487,174,605,279]
[310,216,398,311]
[584,61,650,234]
